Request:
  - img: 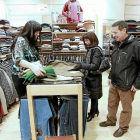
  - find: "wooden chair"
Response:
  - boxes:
[45,134,76,140]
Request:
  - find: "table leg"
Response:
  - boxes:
[27,86,37,140]
[78,85,83,140]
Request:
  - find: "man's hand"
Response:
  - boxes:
[131,85,139,92]
[108,79,111,86]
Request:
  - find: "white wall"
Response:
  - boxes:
[0,0,5,19]
[3,0,125,47]
[125,0,140,21]
[4,0,96,26]
[96,0,125,47]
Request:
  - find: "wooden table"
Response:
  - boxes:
[26,84,83,140]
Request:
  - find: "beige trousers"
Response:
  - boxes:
[107,84,135,130]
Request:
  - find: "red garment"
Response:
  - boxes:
[62,1,83,23]
[0,103,4,117]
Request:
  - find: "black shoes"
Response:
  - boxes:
[87,113,94,122]
[87,112,99,122]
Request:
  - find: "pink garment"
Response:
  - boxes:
[71,2,79,22]
[62,1,83,23]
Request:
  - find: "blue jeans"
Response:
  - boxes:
[59,97,89,140]
[20,98,52,140]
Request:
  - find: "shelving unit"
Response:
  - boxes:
[39,30,53,57]
[52,23,95,60]
[0,25,12,59]
[127,22,140,42]
[103,22,114,61]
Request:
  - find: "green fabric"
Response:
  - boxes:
[22,65,57,83]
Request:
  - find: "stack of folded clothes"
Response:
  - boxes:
[21,65,57,83]
[125,20,137,24]
[60,27,69,32]
[53,38,62,41]
[76,24,86,32]
[41,23,51,32]
[73,36,82,41]
[69,45,80,51]
[83,20,95,24]
[5,38,13,45]
[52,25,61,32]
[136,26,140,32]
[0,19,11,29]
[53,45,63,51]
[128,25,136,32]
[78,42,85,50]
[61,42,70,51]
[0,39,7,45]
[0,29,6,36]
[41,33,52,41]
[41,44,52,49]
[39,44,52,52]
[17,26,24,31]
[64,38,72,42]
[69,30,76,32]
[7,26,19,34]
[0,46,10,55]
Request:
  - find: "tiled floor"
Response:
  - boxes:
[0,72,140,140]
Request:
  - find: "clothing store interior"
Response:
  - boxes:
[1,0,140,140]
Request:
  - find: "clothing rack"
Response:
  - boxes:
[26,84,83,140]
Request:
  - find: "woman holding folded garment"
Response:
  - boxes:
[71,32,103,122]
[11,20,46,100]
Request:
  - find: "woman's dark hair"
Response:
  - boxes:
[82,31,99,47]
[11,20,42,51]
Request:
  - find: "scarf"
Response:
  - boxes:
[68,0,81,18]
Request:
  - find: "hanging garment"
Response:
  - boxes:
[20,98,53,140]
[59,97,89,140]
[0,61,18,99]
[0,86,8,115]
[62,0,83,23]
[0,70,15,106]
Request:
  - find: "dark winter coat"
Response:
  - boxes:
[109,35,140,90]
[81,46,103,99]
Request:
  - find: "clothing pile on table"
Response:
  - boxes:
[21,65,57,83]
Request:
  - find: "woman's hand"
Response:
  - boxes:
[30,65,46,77]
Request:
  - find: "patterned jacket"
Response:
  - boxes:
[12,36,40,75]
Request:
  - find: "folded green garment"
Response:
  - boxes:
[22,65,57,83]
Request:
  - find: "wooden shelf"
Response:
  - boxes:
[41,40,52,42]
[0,44,11,47]
[41,31,51,33]
[128,32,140,34]
[0,53,11,58]
[53,32,87,34]
[53,41,82,43]
[52,23,78,26]
[53,50,86,53]
[127,23,140,26]
[0,26,11,29]
[0,36,12,39]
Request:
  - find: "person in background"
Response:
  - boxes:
[99,20,140,137]
[11,20,46,100]
[62,0,83,23]
[71,32,103,122]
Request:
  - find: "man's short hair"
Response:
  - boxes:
[112,20,128,33]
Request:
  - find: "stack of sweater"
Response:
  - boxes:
[22,66,57,83]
